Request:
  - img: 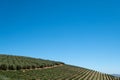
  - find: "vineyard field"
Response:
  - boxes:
[0,54,119,80]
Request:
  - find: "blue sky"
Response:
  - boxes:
[0,0,120,74]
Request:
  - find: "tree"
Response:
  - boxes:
[0,64,7,70]
[16,65,21,70]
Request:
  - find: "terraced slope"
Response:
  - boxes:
[0,54,119,80]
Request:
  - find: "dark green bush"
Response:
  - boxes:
[16,65,21,70]
[0,64,7,70]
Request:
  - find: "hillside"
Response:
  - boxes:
[112,74,120,77]
[0,54,64,70]
[0,54,119,80]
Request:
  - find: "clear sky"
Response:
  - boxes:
[0,0,120,74]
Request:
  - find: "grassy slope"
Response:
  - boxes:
[0,54,119,80]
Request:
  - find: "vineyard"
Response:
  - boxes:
[0,54,64,70]
[0,54,119,80]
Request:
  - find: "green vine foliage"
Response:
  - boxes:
[0,54,64,70]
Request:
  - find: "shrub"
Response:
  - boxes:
[32,65,36,69]
[16,65,21,70]
[8,65,16,70]
[0,64,7,70]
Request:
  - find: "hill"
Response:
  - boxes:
[0,54,64,70]
[0,54,119,80]
[112,74,120,77]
